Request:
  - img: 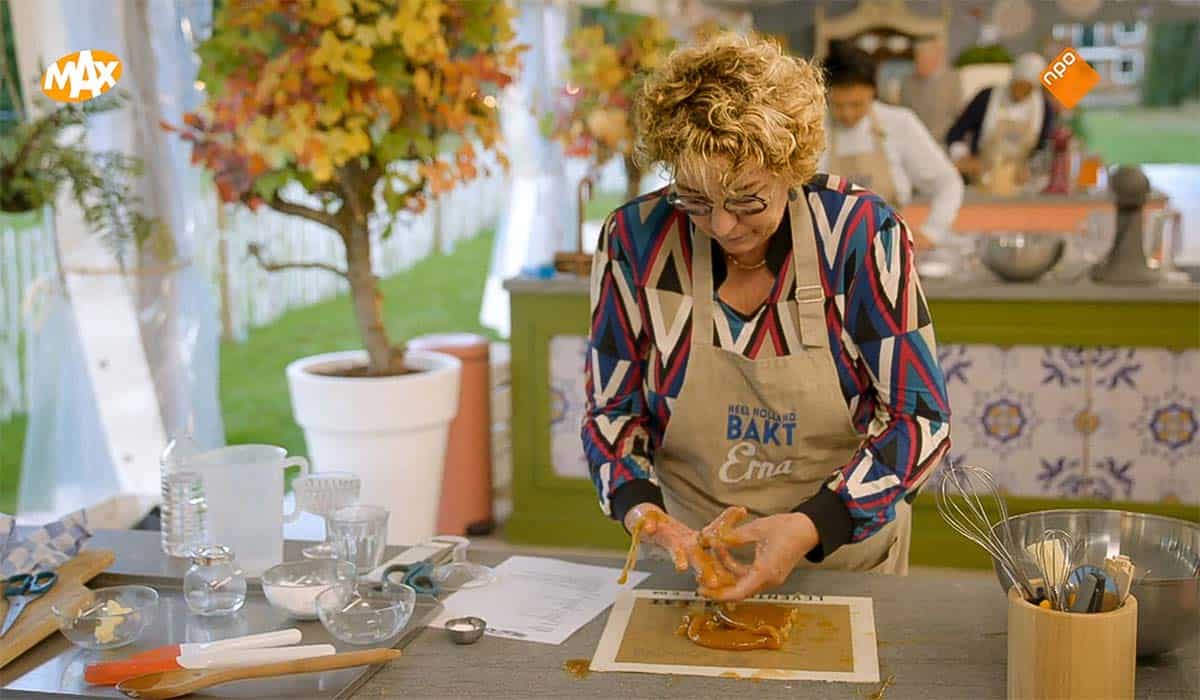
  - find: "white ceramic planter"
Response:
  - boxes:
[286,349,462,545]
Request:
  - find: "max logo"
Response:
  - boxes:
[42,50,123,103]
[1040,47,1099,110]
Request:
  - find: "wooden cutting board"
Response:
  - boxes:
[0,549,116,669]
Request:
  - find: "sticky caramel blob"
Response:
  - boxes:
[677,603,799,651]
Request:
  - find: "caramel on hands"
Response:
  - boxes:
[617,509,740,591]
[697,506,751,595]
[618,509,666,585]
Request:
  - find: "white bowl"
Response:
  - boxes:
[261,559,356,620]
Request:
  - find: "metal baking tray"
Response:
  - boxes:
[0,569,441,699]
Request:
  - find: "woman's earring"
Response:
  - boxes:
[787,187,798,201]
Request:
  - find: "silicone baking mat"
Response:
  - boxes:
[590,589,879,682]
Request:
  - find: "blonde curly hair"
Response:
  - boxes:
[633,32,826,189]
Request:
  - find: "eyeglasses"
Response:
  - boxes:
[666,188,770,218]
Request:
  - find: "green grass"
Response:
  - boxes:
[585,192,625,221]
[0,414,27,513]
[1080,104,1200,165]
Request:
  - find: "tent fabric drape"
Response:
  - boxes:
[479,0,572,337]
[16,0,223,522]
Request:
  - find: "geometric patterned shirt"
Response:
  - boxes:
[582,174,952,544]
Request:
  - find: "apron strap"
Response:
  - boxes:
[788,195,829,348]
[691,222,715,349]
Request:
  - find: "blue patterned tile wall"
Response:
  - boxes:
[941,345,1198,505]
[550,334,1199,505]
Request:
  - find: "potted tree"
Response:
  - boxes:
[174,1,522,543]
[547,7,675,203]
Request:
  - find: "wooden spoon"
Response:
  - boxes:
[116,648,401,699]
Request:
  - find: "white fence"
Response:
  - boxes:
[0,212,56,420]
[0,164,508,420]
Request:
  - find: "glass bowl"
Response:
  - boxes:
[262,559,357,620]
[316,582,414,646]
[51,585,158,650]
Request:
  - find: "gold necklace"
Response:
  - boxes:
[726,254,767,271]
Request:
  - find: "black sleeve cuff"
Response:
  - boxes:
[610,479,665,532]
[791,488,853,563]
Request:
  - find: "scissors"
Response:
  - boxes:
[1,571,58,637]
[382,561,439,598]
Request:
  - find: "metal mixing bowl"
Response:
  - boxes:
[991,509,1200,657]
[979,234,1065,282]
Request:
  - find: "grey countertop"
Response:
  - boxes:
[504,274,1200,303]
[19,530,1197,699]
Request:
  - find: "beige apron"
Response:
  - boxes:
[979,110,1040,167]
[653,195,911,574]
[978,110,1039,193]
[827,111,899,205]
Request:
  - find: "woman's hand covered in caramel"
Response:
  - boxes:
[623,504,738,590]
[698,511,820,602]
[699,506,754,578]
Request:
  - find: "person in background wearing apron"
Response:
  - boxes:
[818,43,963,255]
[582,33,952,602]
[945,53,1057,184]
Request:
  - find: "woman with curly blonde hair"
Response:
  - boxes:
[582,33,951,600]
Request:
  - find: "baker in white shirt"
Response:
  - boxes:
[818,43,963,250]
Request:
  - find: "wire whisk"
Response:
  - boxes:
[1026,528,1079,610]
[936,464,1037,601]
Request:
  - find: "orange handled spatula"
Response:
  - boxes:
[85,628,303,685]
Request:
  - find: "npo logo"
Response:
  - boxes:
[41,50,123,103]
[1040,47,1099,110]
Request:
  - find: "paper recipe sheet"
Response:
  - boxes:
[429,555,650,645]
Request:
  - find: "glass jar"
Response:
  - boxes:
[183,545,247,616]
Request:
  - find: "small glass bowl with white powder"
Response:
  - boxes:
[262,559,356,620]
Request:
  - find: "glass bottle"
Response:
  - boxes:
[183,545,247,616]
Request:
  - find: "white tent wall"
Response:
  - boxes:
[479,0,572,338]
[122,0,224,451]
[9,0,215,526]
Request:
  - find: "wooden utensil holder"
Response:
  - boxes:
[1007,586,1137,700]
